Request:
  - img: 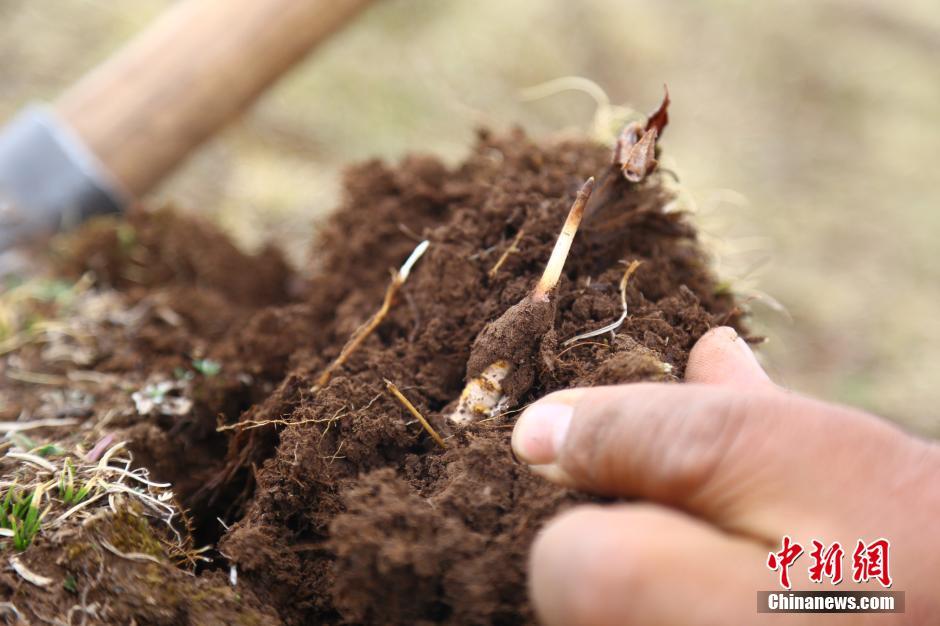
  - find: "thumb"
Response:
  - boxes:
[684,326,771,387]
[511,382,927,538]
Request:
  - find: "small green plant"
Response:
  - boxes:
[173,366,195,381]
[34,442,66,458]
[58,459,96,506]
[1,483,48,551]
[192,358,222,377]
[7,432,36,451]
[8,433,67,458]
[32,279,74,303]
[116,224,137,251]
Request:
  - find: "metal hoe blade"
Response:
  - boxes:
[0,106,127,252]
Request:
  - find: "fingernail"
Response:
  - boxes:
[512,403,573,465]
[729,331,752,356]
[731,333,771,380]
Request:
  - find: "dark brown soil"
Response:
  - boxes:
[1,129,742,624]
[0,504,279,625]
[214,129,741,625]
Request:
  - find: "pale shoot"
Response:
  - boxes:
[450,178,595,426]
[448,360,511,426]
[533,177,594,300]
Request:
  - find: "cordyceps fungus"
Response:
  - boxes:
[447,177,595,426]
[582,86,671,221]
[615,84,670,183]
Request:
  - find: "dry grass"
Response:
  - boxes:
[0,438,188,558]
[487,229,525,279]
[384,380,447,449]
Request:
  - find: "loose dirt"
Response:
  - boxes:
[0,128,743,624]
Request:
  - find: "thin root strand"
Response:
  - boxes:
[487,229,525,278]
[563,259,642,345]
[384,379,447,449]
[312,241,429,391]
[217,408,347,433]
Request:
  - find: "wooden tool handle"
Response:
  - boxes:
[56,0,373,198]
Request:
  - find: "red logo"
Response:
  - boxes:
[852,539,892,588]
[767,537,891,589]
[808,540,845,585]
[767,536,804,589]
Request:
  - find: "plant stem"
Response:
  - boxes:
[533,178,594,300]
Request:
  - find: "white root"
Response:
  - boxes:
[97,441,128,470]
[0,602,21,620]
[563,260,642,345]
[0,418,79,433]
[4,452,57,473]
[399,240,430,279]
[448,361,511,426]
[54,491,108,525]
[10,555,53,587]
[100,539,164,564]
[518,76,638,144]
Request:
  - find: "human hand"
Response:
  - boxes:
[512,327,939,625]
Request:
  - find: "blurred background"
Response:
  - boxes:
[1,0,938,434]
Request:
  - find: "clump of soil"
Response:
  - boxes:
[214,129,740,624]
[53,207,291,307]
[1,128,742,624]
[0,496,279,625]
[1,209,297,623]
